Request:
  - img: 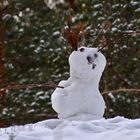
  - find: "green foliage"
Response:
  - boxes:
[0,0,140,125]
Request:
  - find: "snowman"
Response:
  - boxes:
[51,25,106,121]
[51,46,106,121]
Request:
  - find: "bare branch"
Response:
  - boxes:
[122,31,140,36]
[111,66,133,87]
[102,88,140,95]
[0,83,64,92]
[108,57,134,88]
[0,5,8,15]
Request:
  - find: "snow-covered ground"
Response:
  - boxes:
[1,116,140,140]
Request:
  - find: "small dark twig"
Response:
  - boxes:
[97,45,106,52]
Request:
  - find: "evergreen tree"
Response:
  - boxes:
[0,0,140,126]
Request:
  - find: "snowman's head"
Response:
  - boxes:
[69,46,106,79]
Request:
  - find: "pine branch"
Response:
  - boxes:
[102,88,140,95]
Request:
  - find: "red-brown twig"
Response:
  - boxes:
[102,88,140,95]
[0,83,64,92]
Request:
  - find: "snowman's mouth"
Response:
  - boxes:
[92,64,96,69]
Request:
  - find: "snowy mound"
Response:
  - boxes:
[1,116,140,140]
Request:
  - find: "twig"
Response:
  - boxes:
[93,20,112,51]
[0,5,8,15]
[92,28,104,47]
[111,66,133,87]
[97,44,107,52]
[102,88,140,95]
[0,83,64,92]
[108,57,134,88]
[122,31,140,36]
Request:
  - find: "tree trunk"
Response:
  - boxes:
[0,19,7,108]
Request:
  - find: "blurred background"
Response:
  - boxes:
[0,0,140,127]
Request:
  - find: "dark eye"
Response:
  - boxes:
[79,48,85,52]
[94,53,98,58]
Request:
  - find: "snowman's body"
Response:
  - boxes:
[51,47,106,120]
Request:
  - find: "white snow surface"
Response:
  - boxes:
[1,116,140,140]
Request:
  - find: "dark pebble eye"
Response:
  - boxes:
[79,48,85,52]
[94,53,98,58]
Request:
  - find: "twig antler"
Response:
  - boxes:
[62,16,86,51]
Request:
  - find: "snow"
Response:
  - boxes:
[44,0,64,9]
[2,14,11,21]
[135,8,140,12]
[3,0,9,6]
[1,116,140,140]
[52,31,60,36]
